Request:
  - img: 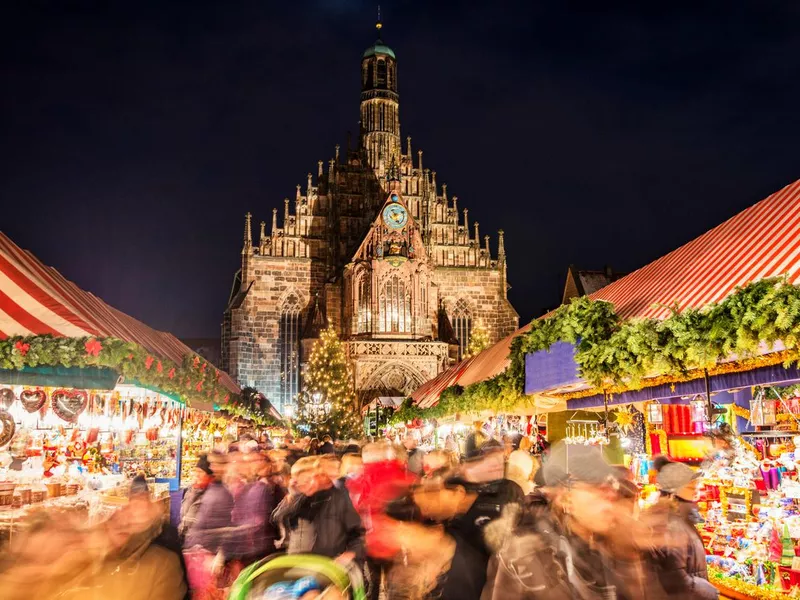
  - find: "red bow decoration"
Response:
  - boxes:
[127,353,134,360]
[168,368,176,379]
[200,362,207,373]
[156,360,163,374]
[224,394,230,403]
[192,356,200,368]
[145,356,154,370]
[195,382,203,392]
[14,341,30,356]
[84,338,102,357]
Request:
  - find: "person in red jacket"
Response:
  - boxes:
[346,442,417,600]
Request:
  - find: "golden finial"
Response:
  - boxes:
[376,5,383,32]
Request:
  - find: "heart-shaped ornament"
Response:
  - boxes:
[0,410,15,447]
[20,388,47,413]
[51,389,88,423]
[0,388,16,410]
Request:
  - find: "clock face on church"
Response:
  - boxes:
[382,204,408,229]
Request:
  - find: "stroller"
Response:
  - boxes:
[229,554,367,600]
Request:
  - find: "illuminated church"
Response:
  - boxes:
[221,22,518,415]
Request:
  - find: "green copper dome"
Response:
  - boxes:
[363,42,396,59]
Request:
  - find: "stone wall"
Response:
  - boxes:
[226,254,328,410]
[433,267,519,343]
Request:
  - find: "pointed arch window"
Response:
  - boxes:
[357,272,372,334]
[279,295,302,409]
[452,299,472,360]
[380,275,411,333]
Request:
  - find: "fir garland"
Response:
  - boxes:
[0,335,240,411]
[392,277,800,423]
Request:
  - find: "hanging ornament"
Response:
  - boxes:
[20,388,47,413]
[0,410,15,447]
[0,388,16,410]
[613,405,636,434]
[51,389,88,423]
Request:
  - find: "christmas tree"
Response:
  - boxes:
[296,327,361,439]
[466,322,490,358]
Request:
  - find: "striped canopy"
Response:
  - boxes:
[411,178,800,409]
[591,178,800,318]
[0,231,240,396]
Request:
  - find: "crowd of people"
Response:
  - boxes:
[0,429,719,600]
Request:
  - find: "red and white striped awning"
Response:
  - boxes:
[592,179,800,319]
[0,232,240,395]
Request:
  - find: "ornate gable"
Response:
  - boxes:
[351,191,428,267]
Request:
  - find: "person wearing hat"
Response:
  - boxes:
[482,441,627,599]
[178,454,214,541]
[638,462,718,599]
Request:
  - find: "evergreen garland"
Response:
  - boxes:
[0,334,246,413]
[391,277,800,424]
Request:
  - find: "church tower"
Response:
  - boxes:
[223,20,519,415]
[360,16,400,175]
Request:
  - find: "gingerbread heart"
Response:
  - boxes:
[0,388,16,410]
[51,389,88,423]
[20,388,47,413]
[0,410,15,447]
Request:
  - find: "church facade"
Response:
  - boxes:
[221,27,519,415]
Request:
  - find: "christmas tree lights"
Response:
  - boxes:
[296,327,361,439]
[466,322,490,358]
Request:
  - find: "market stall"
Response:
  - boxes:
[0,232,246,536]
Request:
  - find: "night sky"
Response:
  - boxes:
[2,1,799,338]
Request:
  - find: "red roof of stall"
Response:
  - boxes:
[0,232,240,396]
[591,179,800,319]
[411,178,800,409]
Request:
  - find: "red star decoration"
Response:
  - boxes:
[84,338,102,357]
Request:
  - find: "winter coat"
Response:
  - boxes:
[481,504,621,600]
[178,485,206,539]
[639,499,718,600]
[184,481,234,555]
[0,506,186,600]
[273,485,365,561]
[231,480,278,559]
[347,459,417,559]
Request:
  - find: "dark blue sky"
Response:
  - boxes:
[2,1,798,337]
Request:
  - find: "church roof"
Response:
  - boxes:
[363,42,395,59]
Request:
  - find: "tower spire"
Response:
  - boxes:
[376,5,382,39]
[242,212,252,254]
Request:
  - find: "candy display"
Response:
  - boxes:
[698,432,800,596]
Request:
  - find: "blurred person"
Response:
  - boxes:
[403,431,424,475]
[518,435,533,454]
[231,450,279,564]
[339,452,364,488]
[0,476,186,600]
[184,452,234,557]
[317,453,342,484]
[272,456,365,563]
[507,448,536,495]
[637,462,717,599]
[319,434,335,455]
[388,476,516,600]
[482,441,627,599]
[179,454,215,541]
[422,449,457,481]
[309,437,321,455]
[348,442,418,600]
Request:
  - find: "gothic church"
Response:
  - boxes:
[221,24,519,415]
